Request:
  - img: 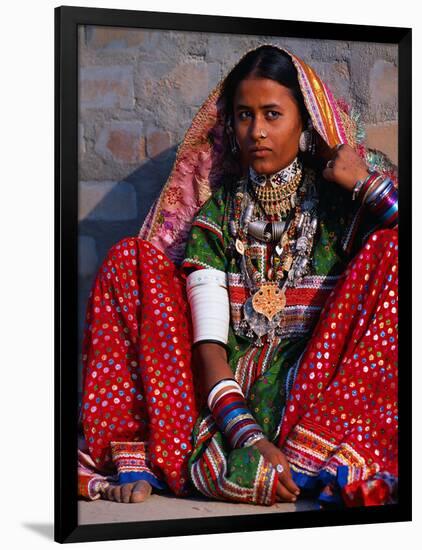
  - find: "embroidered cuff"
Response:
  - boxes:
[110,441,168,491]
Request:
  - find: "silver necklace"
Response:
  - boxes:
[228,165,319,346]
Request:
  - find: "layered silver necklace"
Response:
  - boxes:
[228,157,319,345]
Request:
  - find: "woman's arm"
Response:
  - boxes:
[192,342,233,397]
[322,144,398,229]
[192,342,301,502]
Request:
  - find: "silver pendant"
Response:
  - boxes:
[243,296,283,338]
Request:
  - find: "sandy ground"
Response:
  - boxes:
[78,493,322,524]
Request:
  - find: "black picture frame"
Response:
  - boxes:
[55,5,412,544]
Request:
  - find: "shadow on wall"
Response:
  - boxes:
[77,146,178,396]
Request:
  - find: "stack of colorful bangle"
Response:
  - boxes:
[352,169,398,227]
[207,378,266,448]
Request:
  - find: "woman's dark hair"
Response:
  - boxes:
[220,45,310,128]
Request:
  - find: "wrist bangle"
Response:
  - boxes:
[352,178,366,201]
[368,182,394,211]
[365,178,393,206]
[207,378,242,410]
[208,386,265,449]
[352,168,377,201]
[355,171,380,202]
[243,432,266,448]
[378,200,398,225]
[363,178,398,227]
[361,175,384,204]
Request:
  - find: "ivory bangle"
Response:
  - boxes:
[187,268,230,345]
[207,379,243,410]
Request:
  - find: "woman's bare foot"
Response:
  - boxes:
[101,480,152,503]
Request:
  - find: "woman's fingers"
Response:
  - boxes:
[275,480,297,503]
[273,457,300,502]
[274,454,300,495]
[280,474,300,497]
[253,439,301,501]
[278,468,300,495]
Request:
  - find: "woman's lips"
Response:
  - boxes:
[250,149,271,157]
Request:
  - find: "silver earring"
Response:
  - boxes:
[226,120,240,155]
[299,120,315,154]
[229,133,240,154]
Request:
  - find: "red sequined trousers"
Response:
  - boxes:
[277,228,398,507]
[78,238,200,499]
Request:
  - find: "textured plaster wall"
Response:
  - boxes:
[77,26,398,389]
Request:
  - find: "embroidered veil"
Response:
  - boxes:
[138,43,397,265]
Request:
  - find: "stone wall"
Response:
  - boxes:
[78,26,398,388]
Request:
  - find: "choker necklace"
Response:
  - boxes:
[249,157,301,188]
[248,158,303,216]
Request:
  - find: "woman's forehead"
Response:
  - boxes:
[233,77,296,107]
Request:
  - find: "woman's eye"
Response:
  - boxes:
[238,111,280,121]
[238,111,250,121]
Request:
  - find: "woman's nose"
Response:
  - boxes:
[250,116,267,141]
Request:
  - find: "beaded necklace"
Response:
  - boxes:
[228,160,319,345]
[249,156,302,188]
[248,158,303,216]
[250,171,303,216]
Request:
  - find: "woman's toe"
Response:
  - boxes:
[121,483,134,503]
[131,480,152,503]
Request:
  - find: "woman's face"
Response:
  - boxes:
[233,77,305,175]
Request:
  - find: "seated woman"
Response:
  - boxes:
[78,44,398,507]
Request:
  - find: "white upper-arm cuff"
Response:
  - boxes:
[186,268,230,344]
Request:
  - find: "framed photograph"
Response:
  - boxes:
[55,5,411,544]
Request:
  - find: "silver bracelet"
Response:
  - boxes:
[352,168,378,201]
[352,177,367,201]
[242,432,266,448]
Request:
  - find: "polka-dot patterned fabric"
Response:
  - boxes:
[277,228,398,506]
[80,237,199,497]
[78,229,399,506]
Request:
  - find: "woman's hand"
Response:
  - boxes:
[321,143,370,192]
[253,438,300,503]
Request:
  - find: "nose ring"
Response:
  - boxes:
[260,130,267,138]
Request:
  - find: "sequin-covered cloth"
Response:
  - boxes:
[78,225,398,506]
[78,238,200,499]
[277,229,398,507]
